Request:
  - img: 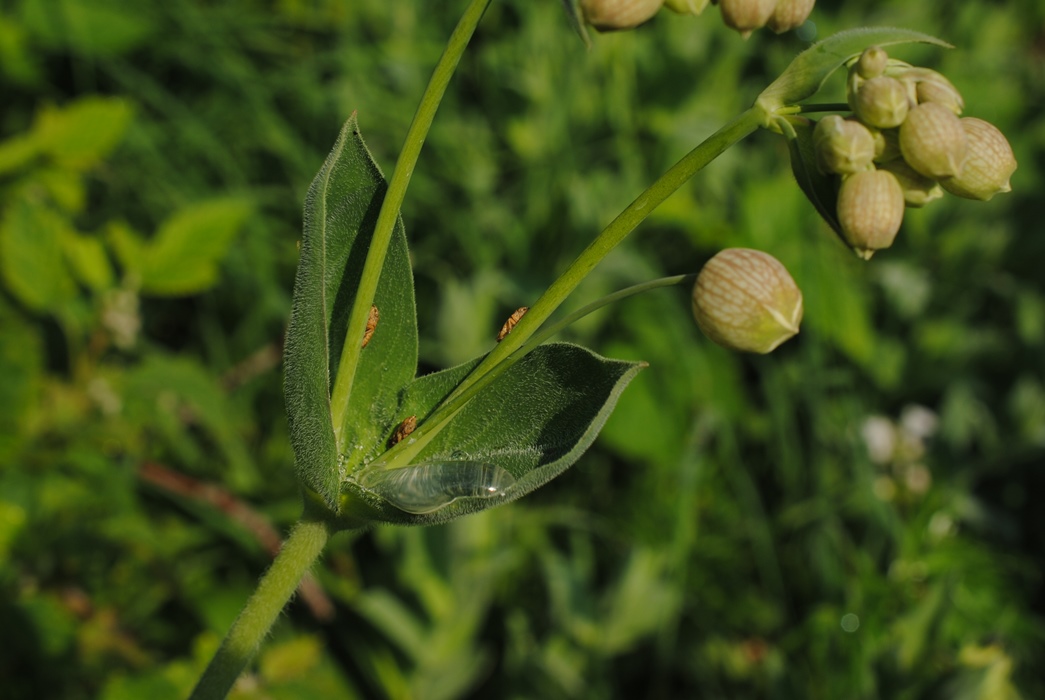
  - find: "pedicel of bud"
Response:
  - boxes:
[664,0,709,14]
[897,67,964,115]
[851,76,910,129]
[813,115,875,175]
[836,169,906,259]
[878,158,944,208]
[767,0,815,34]
[940,117,1017,201]
[718,0,776,38]
[855,46,889,80]
[899,102,968,179]
[691,248,803,354]
[581,0,665,30]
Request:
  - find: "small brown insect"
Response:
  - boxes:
[362,304,379,348]
[496,306,528,342]
[389,415,417,447]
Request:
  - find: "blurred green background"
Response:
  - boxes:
[2,1,1044,697]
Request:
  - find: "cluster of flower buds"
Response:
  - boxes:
[578,0,814,35]
[691,248,803,353]
[814,46,1017,259]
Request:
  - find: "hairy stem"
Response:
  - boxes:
[328,0,493,454]
[189,519,331,700]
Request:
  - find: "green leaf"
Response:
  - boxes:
[138,197,252,296]
[756,27,951,112]
[558,0,592,49]
[779,116,843,240]
[285,115,417,509]
[0,134,39,175]
[62,230,114,292]
[19,0,155,57]
[32,96,134,169]
[0,199,78,313]
[0,299,42,461]
[338,343,645,527]
[122,354,258,491]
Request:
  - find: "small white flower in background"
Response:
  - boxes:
[861,415,897,464]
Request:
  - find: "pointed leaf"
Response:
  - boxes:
[0,199,77,313]
[32,96,134,169]
[756,27,951,111]
[285,115,418,508]
[559,0,592,48]
[340,343,644,527]
[781,116,844,240]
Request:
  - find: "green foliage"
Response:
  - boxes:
[284,115,418,508]
[2,0,1045,698]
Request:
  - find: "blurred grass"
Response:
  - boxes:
[1,0,1045,698]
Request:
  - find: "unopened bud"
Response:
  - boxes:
[898,68,964,115]
[767,0,815,34]
[851,76,910,129]
[899,102,968,179]
[878,158,944,208]
[940,118,1017,201]
[691,248,803,354]
[871,127,902,163]
[855,46,889,80]
[837,169,906,259]
[719,0,776,38]
[581,0,664,30]
[813,115,875,175]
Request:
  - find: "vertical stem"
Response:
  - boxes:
[189,519,331,700]
[328,0,493,453]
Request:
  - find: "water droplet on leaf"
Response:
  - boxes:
[360,461,516,515]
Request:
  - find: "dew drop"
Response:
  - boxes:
[360,461,516,515]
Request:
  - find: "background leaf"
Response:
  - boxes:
[284,115,418,509]
[0,198,78,312]
[757,27,951,110]
[137,197,252,296]
[32,96,134,169]
[341,343,645,526]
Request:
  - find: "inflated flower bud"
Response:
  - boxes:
[855,46,889,80]
[899,102,968,179]
[813,115,875,175]
[767,0,815,34]
[898,68,964,115]
[870,126,902,163]
[692,248,803,354]
[719,0,776,38]
[664,0,709,14]
[878,158,944,208]
[837,169,906,259]
[581,0,664,30]
[851,76,910,129]
[940,117,1017,201]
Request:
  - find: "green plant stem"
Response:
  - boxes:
[377,106,765,470]
[785,102,850,114]
[328,0,492,454]
[517,274,698,355]
[189,519,331,700]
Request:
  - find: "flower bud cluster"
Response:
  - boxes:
[814,46,1017,259]
[714,0,815,38]
[579,0,814,36]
